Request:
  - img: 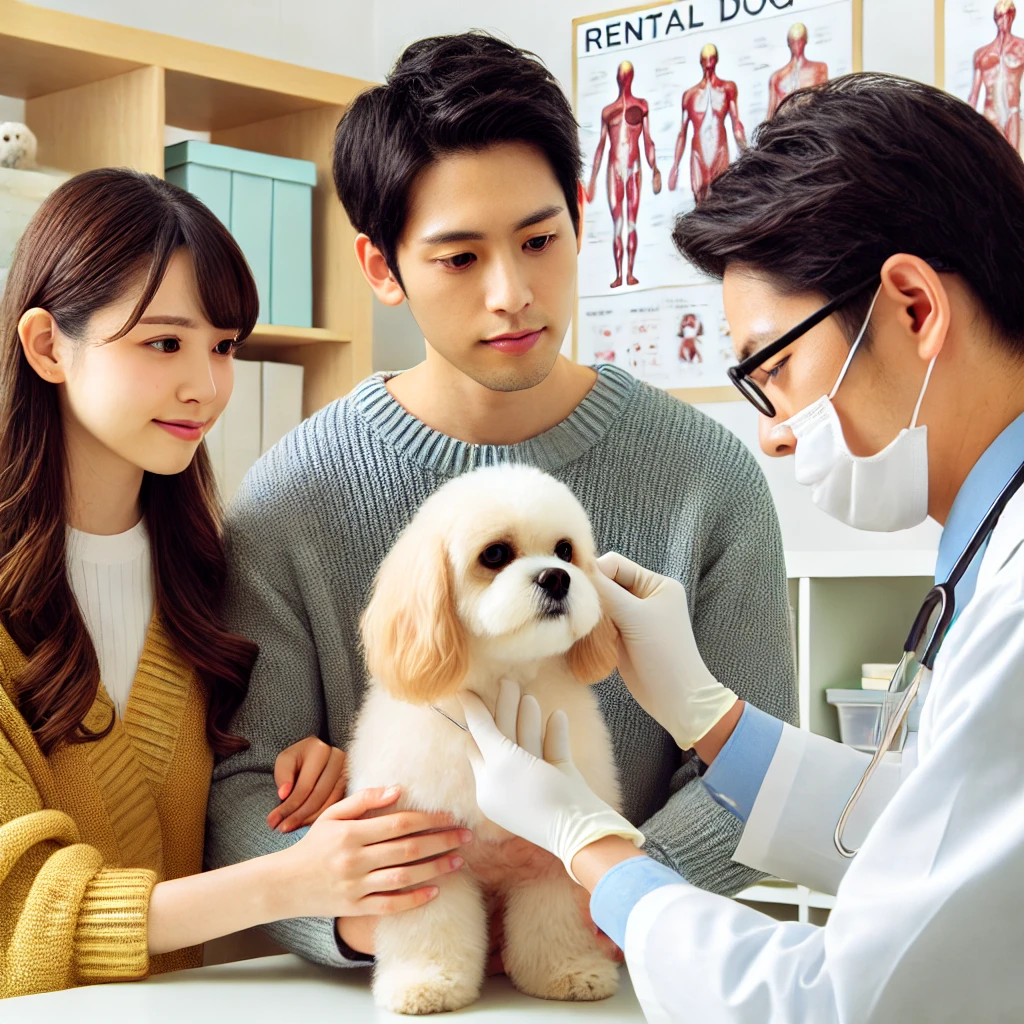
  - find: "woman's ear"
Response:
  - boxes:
[567,611,619,685]
[18,308,67,383]
[354,234,406,307]
[360,524,468,704]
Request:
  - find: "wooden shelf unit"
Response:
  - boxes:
[0,0,374,418]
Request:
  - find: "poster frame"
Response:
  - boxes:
[571,0,864,403]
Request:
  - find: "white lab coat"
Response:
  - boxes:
[625,488,1024,1023]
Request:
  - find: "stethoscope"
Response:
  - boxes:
[834,457,1024,858]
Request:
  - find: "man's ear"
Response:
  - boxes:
[18,308,67,383]
[576,181,586,254]
[354,234,406,306]
[879,253,951,365]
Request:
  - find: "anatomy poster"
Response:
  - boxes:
[578,283,736,391]
[573,0,857,395]
[942,0,1024,155]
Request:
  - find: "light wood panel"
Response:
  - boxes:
[214,105,373,413]
[667,386,743,405]
[236,341,355,420]
[0,32,141,100]
[0,0,368,112]
[26,64,164,176]
[164,72,326,133]
[247,325,350,348]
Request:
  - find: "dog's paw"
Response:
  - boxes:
[373,960,482,1015]
[513,955,620,1002]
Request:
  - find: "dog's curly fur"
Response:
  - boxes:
[348,465,622,1014]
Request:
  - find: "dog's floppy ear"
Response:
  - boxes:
[566,610,619,684]
[360,524,468,704]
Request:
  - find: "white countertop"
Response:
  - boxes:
[3,954,646,1022]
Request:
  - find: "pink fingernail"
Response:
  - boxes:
[451,856,464,870]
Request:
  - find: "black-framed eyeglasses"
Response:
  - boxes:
[727,258,956,418]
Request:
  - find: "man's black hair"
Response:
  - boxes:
[673,73,1024,354]
[333,32,582,287]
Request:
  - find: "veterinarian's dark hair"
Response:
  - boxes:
[673,73,1024,354]
[333,31,582,287]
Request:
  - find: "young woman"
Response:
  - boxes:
[0,168,473,999]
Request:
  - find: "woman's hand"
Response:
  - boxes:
[593,552,740,755]
[268,736,347,833]
[282,785,473,921]
[459,681,644,883]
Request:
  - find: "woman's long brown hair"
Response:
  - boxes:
[0,167,259,756]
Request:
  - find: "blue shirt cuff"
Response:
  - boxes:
[590,856,686,951]
[702,702,785,822]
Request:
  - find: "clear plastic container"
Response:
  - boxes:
[826,688,884,752]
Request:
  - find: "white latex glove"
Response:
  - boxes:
[593,551,738,751]
[459,680,644,884]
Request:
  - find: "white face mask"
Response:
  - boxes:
[783,286,937,532]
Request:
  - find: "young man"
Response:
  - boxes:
[205,32,796,968]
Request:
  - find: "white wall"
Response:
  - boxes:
[374,0,935,93]
[24,0,377,80]
[13,0,943,555]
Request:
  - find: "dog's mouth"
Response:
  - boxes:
[538,602,570,619]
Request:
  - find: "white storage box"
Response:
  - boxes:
[826,688,884,752]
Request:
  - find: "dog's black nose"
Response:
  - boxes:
[536,567,571,601]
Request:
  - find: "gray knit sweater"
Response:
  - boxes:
[206,364,797,967]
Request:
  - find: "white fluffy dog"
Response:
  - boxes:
[348,465,623,1015]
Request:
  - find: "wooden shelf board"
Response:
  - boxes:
[244,325,351,350]
[0,0,372,129]
[785,549,937,580]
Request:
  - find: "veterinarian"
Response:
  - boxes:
[462,75,1024,1021]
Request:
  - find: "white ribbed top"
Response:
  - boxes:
[67,519,154,718]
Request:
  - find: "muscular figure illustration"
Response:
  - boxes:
[767,23,830,116]
[586,60,662,288]
[668,44,747,202]
[678,313,703,363]
[968,0,1024,149]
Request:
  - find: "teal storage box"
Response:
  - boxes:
[165,141,316,327]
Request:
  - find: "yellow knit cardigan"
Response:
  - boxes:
[0,617,213,998]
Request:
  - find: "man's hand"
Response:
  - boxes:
[336,915,377,956]
[593,552,740,755]
[269,736,347,832]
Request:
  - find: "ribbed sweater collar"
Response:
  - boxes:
[353,364,637,474]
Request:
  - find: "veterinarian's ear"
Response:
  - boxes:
[567,612,619,685]
[360,527,468,703]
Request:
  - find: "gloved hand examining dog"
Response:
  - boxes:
[461,552,745,892]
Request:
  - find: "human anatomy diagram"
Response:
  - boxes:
[768,23,830,115]
[677,313,703,363]
[585,60,662,288]
[575,0,853,370]
[968,0,1024,149]
[667,44,747,202]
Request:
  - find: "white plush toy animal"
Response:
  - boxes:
[0,123,38,170]
[348,464,623,1015]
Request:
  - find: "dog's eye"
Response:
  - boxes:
[554,540,573,563]
[479,542,514,570]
